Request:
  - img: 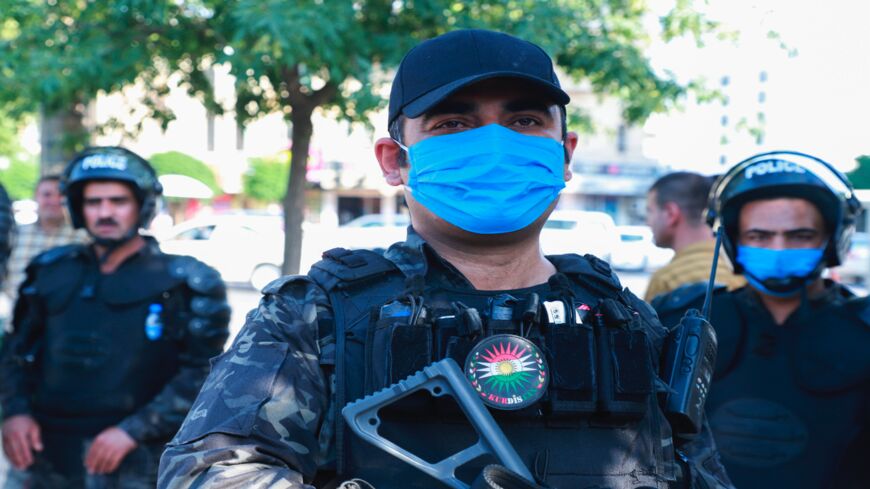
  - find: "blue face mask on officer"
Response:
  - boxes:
[736,245,826,297]
[397,124,566,235]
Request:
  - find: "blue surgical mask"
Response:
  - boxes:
[736,245,826,297]
[399,124,566,234]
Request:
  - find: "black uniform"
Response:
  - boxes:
[0,238,230,487]
[0,183,13,289]
[654,282,870,489]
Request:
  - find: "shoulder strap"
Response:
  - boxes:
[650,283,712,318]
[309,247,399,292]
[549,253,623,299]
[306,248,404,478]
[31,243,88,267]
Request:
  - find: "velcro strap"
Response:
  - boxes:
[598,298,632,328]
[322,248,368,268]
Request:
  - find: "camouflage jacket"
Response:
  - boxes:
[0,237,230,442]
[158,229,732,489]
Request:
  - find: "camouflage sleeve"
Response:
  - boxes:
[157,276,331,489]
[118,276,231,442]
[675,418,735,489]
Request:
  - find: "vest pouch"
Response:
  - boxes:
[444,335,476,366]
[601,328,653,420]
[545,323,598,415]
[370,311,433,391]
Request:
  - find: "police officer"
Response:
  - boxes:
[159,30,732,489]
[653,151,869,489]
[0,147,230,488]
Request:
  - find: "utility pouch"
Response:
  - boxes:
[372,299,432,390]
[544,299,598,415]
[434,302,483,365]
[594,299,653,420]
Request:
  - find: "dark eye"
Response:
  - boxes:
[433,120,465,130]
[513,117,539,127]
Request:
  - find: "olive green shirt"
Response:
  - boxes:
[644,240,745,302]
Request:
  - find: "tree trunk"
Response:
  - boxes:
[39,102,88,174]
[282,106,315,275]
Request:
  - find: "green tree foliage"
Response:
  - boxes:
[149,150,221,194]
[847,155,870,189]
[204,0,713,273]
[0,111,20,159]
[0,0,715,273]
[0,158,39,201]
[0,1,215,165]
[243,152,290,204]
[0,110,38,200]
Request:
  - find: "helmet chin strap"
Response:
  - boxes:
[89,227,140,265]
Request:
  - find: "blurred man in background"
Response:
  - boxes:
[3,176,87,304]
[644,171,744,302]
[0,147,229,488]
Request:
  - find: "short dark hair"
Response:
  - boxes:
[389,106,569,167]
[650,171,715,225]
[37,174,61,186]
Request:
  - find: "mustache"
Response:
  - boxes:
[96,218,119,226]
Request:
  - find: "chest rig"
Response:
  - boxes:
[310,249,674,489]
[700,289,870,489]
[21,245,190,436]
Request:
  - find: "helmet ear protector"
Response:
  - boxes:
[707,151,861,274]
[61,146,163,231]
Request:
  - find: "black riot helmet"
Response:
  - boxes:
[62,146,163,240]
[707,151,861,291]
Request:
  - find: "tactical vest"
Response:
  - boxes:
[309,249,676,489]
[658,286,870,489]
[24,245,191,436]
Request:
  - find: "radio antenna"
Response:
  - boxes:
[701,226,724,320]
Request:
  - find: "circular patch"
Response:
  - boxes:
[465,334,548,410]
[710,398,808,468]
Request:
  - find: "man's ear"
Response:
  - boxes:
[374,137,405,186]
[663,201,682,227]
[562,131,579,181]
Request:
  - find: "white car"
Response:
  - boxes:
[309,214,410,253]
[157,214,285,290]
[611,225,674,271]
[540,210,619,262]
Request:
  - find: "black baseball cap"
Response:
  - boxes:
[388,29,570,125]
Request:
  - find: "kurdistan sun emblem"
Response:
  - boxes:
[465,334,548,410]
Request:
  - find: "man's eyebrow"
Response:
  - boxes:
[421,100,476,123]
[83,195,131,202]
[743,227,819,235]
[504,98,554,116]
